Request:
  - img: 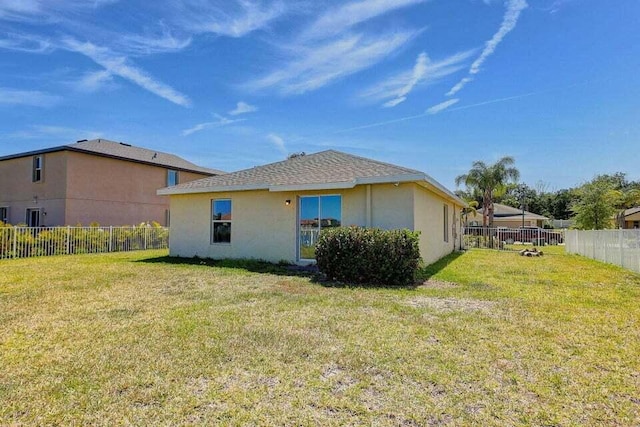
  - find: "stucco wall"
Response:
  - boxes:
[168,183,443,264]
[169,187,378,263]
[370,183,414,230]
[0,151,67,225]
[413,184,461,265]
[64,151,210,226]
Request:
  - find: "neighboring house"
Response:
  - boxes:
[158,150,466,265]
[618,207,640,229]
[467,203,548,228]
[0,139,222,226]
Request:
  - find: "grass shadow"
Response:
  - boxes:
[136,255,317,278]
[417,250,465,281]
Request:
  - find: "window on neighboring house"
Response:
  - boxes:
[32,155,43,182]
[0,207,8,224]
[26,208,40,227]
[443,204,449,242]
[167,170,179,186]
[212,199,231,243]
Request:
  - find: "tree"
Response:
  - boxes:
[455,157,520,227]
[572,177,621,229]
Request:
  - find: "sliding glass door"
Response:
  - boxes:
[299,195,341,260]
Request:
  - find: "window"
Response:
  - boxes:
[167,170,179,186]
[32,155,43,182]
[0,207,8,224]
[212,199,231,243]
[299,195,341,260]
[26,208,40,227]
[443,204,449,242]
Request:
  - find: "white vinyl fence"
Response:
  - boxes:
[565,229,640,273]
[0,226,169,260]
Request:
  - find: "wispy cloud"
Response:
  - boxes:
[0,87,61,107]
[245,0,425,96]
[175,0,287,37]
[114,31,192,56]
[62,38,191,107]
[182,114,245,136]
[0,33,53,53]
[447,0,528,96]
[426,98,459,114]
[361,50,473,107]
[544,0,575,14]
[248,30,419,95]
[8,124,103,140]
[73,69,114,92]
[301,0,426,41]
[383,52,429,107]
[266,133,287,156]
[229,101,258,116]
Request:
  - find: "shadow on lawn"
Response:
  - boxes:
[416,250,465,281]
[137,250,466,289]
[137,255,317,278]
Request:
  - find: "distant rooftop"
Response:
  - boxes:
[0,139,223,176]
[479,203,549,220]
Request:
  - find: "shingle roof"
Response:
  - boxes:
[479,203,548,220]
[158,149,464,205]
[623,207,640,217]
[0,139,223,175]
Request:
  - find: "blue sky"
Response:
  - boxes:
[1,0,638,191]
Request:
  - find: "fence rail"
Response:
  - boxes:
[462,227,565,250]
[565,229,640,273]
[0,226,169,260]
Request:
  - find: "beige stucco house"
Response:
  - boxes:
[467,203,548,228]
[619,207,640,229]
[158,150,466,265]
[0,139,221,227]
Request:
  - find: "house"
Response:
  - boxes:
[158,150,466,265]
[467,203,548,228]
[618,207,640,229]
[0,139,222,227]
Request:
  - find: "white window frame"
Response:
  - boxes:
[211,199,232,244]
[33,155,43,182]
[167,169,179,187]
[298,194,342,261]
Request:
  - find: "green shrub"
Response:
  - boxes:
[315,227,421,286]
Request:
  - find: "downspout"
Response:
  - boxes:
[366,185,372,227]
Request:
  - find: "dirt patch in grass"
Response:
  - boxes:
[420,279,459,289]
[403,296,497,313]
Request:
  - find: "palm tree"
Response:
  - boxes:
[455,157,520,227]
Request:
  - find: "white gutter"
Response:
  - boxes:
[158,172,467,207]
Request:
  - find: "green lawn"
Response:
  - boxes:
[1,249,639,425]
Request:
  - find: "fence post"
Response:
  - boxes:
[12,227,17,259]
[619,229,624,269]
[67,226,71,254]
[109,226,113,253]
[144,227,148,250]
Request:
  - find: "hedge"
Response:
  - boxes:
[315,227,421,286]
